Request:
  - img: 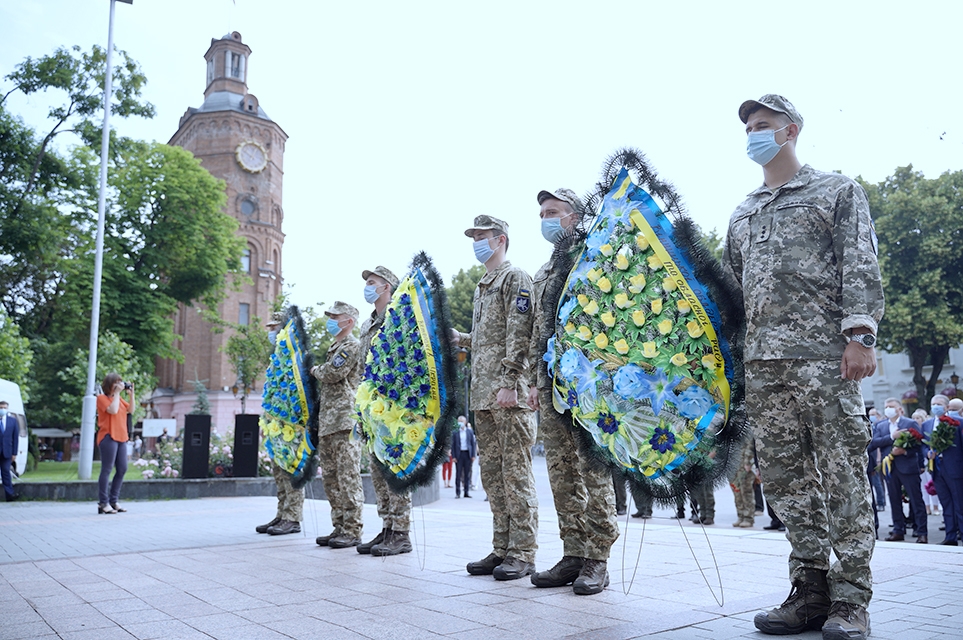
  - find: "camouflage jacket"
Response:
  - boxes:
[455,260,534,410]
[313,335,362,436]
[358,307,386,364]
[528,253,562,390]
[723,165,884,362]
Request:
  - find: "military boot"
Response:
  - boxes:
[492,556,535,581]
[467,552,503,575]
[256,516,281,534]
[316,529,340,546]
[357,528,386,555]
[572,559,610,595]
[266,520,301,535]
[531,556,584,588]
[822,602,870,640]
[328,533,361,549]
[371,529,413,556]
[754,569,831,635]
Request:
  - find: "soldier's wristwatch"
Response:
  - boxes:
[848,333,877,348]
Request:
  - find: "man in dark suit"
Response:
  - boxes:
[868,398,927,543]
[451,416,477,498]
[924,396,963,545]
[0,400,19,502]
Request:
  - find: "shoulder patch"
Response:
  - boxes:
[332,350,348,368]
[516,288,531,313]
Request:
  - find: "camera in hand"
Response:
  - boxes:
[123,382,133,390]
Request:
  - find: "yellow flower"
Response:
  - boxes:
[642,342,658,358]
[632,309,646,327]
[651,298,663,314]
[405,427,422,443]
[369,398,387,417]
[677,299,691,314]
[687,320,705,338]
[383,405,407,431]
[266,420,281,437]
[628,273,646,293]
[663,277,678,292]
[587,268,602,283]
[594,333,609,349]
[614,339,629,355]
[614,293,633,309]
[702,354,718,369]
[600,244,615,257]
[281,425,296,442]
[356,383,373,408]
[600,311,616,328]
[578,325,593,340]
[565,321,576,335]
[647,254,663,269]
[658,319,673,335]
[670,353,688,367]
[615,253,630,270]
[636,234,650,251]
[577,294,589,306]
[583,300,600,315]
[597,277,612,293]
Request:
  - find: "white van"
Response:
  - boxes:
[0,379,29,476]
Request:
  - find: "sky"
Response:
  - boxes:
[2,1,961,318]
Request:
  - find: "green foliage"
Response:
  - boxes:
[694,225,724,263]
[447,265,485,333]
[859,166,963,408]
[221,319,273,413]
[50,331,157,428]
[188,376,210,415]
[0,308,34,401]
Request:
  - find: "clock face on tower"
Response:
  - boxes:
[235,140,268,173]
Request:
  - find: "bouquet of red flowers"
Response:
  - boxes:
[926,415,961,455]
[882,427,924,475]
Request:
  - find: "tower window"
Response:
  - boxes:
[240,248,251,274]
[239,303,250,326]
[240,198,257,218]
[207,59,214,85]
[226,51,245,81]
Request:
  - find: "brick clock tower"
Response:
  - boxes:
[154,32,286,433]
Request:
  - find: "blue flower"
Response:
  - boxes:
[597,412,619,435]
[543,335,556,374]
[558,297,579,323]
[676,385,715,420]
[650,426,676,453]
[370,350,380,364]
[388,389,400,401]
[393,330,404,342]
[400,293,411,305]
[396,345,406,358]
[407,315,417,327]
[391,315,401,327]
[569,259,597,286]
[397,362,408,373]
[381,342,391,354]
[413,348,424,361]
[402,374,413,386]
[613,365,646,400]
[406,396,419,409]
[386,356,395,368]
[566,389,579,408]
[378,385,387,395]
[363,366,374,380]
[559,348,603,399]
[637,369,682,416]
[418,383,430,396]
[413,365,426,376]
[384,372,396,384]
[585,229,610,258]
[386,443,403,459]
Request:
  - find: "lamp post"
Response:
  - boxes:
[78,0,133,480]
[952,372,959,399]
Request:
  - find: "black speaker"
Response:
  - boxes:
[182,414,211,479]
[233,414,259,478]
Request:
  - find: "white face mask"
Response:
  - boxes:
[884,407,898,419]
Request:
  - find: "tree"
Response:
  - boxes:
[0,308,33,401]
[188,374,210,415]
[222,319,272,414]
[447,265,485,333]
[860,166,963,409]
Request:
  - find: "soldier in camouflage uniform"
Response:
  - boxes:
[730,432,756,528]
[453,214,539,581]
[355,265,414,557]
[527,188,619,595]
[257,312,305,535]
[311,301,366,549]
[724,95,884,640]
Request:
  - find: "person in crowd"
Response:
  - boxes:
[869,398,927,543]
[451,415,477,499]
[96,373,134,514]
[923,395,963,545]
[0,399,19,502]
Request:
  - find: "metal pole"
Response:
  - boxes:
[78,0,121,480]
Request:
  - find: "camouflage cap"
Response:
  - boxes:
[265,311,284,326]
[361,265,399,289]
[738,94,804,129]
[324,301,359,320]
[537,188,581,211]
[464,214,510,238]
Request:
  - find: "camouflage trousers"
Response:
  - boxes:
[747,359,875,607]
[317,431,364,538]
[474,407,539,563]
[271,461,304,521]
[690,483,715,519]
[539,388,619,561]
[730,439,756,523]
[370,454,411,532]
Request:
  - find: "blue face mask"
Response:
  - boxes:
[541,218,566,244]
[267,330,278,345]
[326,318,342,336]
[363,284,381,304]
[0,408,7,418]
[931,404,946,417]
[746,124,790,166]
[473,238,495,264]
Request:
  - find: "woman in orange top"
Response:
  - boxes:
[96,373,134,514]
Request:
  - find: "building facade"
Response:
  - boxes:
[860,347,963,413]
[153,32,286,433]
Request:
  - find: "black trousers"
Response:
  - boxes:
[455,451,472,496]
[887,469,927,536]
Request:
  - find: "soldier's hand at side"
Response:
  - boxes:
[840,342,876,381]
[527,386,539,411]
[496,388,517,408]
[450,329,460,346]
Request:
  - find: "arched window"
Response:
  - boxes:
[240,248,251,274]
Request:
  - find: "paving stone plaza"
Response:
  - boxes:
[2,457,961,640]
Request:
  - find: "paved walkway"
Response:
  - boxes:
[2,458,962,640]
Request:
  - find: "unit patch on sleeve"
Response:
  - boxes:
[515,288,531,314]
